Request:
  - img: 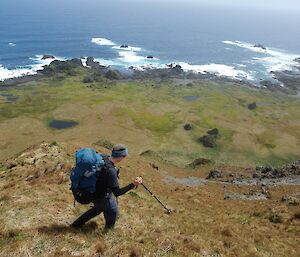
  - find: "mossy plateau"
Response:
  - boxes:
[0,70,299,166]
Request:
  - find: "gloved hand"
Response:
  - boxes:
[133,176,143,187]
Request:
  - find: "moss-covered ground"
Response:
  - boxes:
[0,70,299,167]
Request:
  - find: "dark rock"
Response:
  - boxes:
[105,70,122,80]
[207,128,219,136]
[206,170,222,179]
[5,162,17,169]
[69,58,83,66]
[150,163,159,170]
[170,65,183,75]
[146,56,154,59]
[86,57,100,68]
[183,123,192,131]
[40,59,82,76]
[120,45,129,48]
[248,102,257,110]
[199,135,217,148]
[253,160,300,180]
[41,55,55,60]
[189,158,212,168]
[253,44,266,50]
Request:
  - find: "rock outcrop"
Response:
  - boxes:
[253,44,266,50]
[41,55,55,60]
[248,102,257,110]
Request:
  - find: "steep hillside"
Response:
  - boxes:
[0,142,299,257]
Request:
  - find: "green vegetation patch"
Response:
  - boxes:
[113,107,180,136]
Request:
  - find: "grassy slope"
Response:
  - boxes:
[0,70,299,257]
[0,142,299,257]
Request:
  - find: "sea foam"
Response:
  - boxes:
[0,55,64,81]
[91,37,116,46]
[178,62,253,80]
[223,40,299,72]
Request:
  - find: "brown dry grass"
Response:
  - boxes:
[0,143,299,257]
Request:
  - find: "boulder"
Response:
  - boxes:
[207,128,219,136]
[183,123,192,131]
[41,55,55,60]
[146,56,154,59]
[86,57,99,68]
[105,70,122,80]
[248,102,257,110]
[189,158,212,168]
[199,134,217,148]
[206,170,222,179]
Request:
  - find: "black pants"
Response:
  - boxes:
[72,196,118,229]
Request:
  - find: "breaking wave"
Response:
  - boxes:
[178,62,253,80]
[223,40,299,72]
[0,55,64,81]
[91,37,116,46]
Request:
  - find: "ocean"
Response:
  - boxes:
[1,0,300,82]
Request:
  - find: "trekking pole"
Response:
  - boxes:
[141,183,172,214]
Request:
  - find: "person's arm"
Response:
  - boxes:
[111,177,143,197]
[111,183,135,197]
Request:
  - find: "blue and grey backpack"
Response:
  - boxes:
[70,148,104,204]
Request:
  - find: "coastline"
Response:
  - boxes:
[1,55,300,96]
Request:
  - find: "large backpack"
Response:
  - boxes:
[70,148,104,204]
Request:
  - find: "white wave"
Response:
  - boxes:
[0,55,65,81]
[80,57,88,67]
[223,40,300,72]
[91,37,116,46]
[178,62,253,80]
[0,65,35,81]
[8,42,16,47]
[112,45,142,52]
[118,51,146,63]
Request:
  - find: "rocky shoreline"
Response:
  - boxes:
[1,55,300,95]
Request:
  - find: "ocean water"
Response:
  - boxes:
[1,0,300,82]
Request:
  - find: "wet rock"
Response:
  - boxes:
[199,134,217,148]
[183,123,192,131]
[41,55,55,60]
[188,158,212,168]
[253,44,266,50]
[248,102,257,110]
[206,170,222,179]
[207,128,219,136]
[146,56,154,59]
[120,45,129,48]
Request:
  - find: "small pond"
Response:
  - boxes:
[49,119,79,129]
[183,95,199,101]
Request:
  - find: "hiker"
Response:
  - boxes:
[71,144,142,229]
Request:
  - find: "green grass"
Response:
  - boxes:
[0,69,299,166]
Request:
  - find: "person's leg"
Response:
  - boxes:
[103,197,118,229]
[71,206,101,228]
